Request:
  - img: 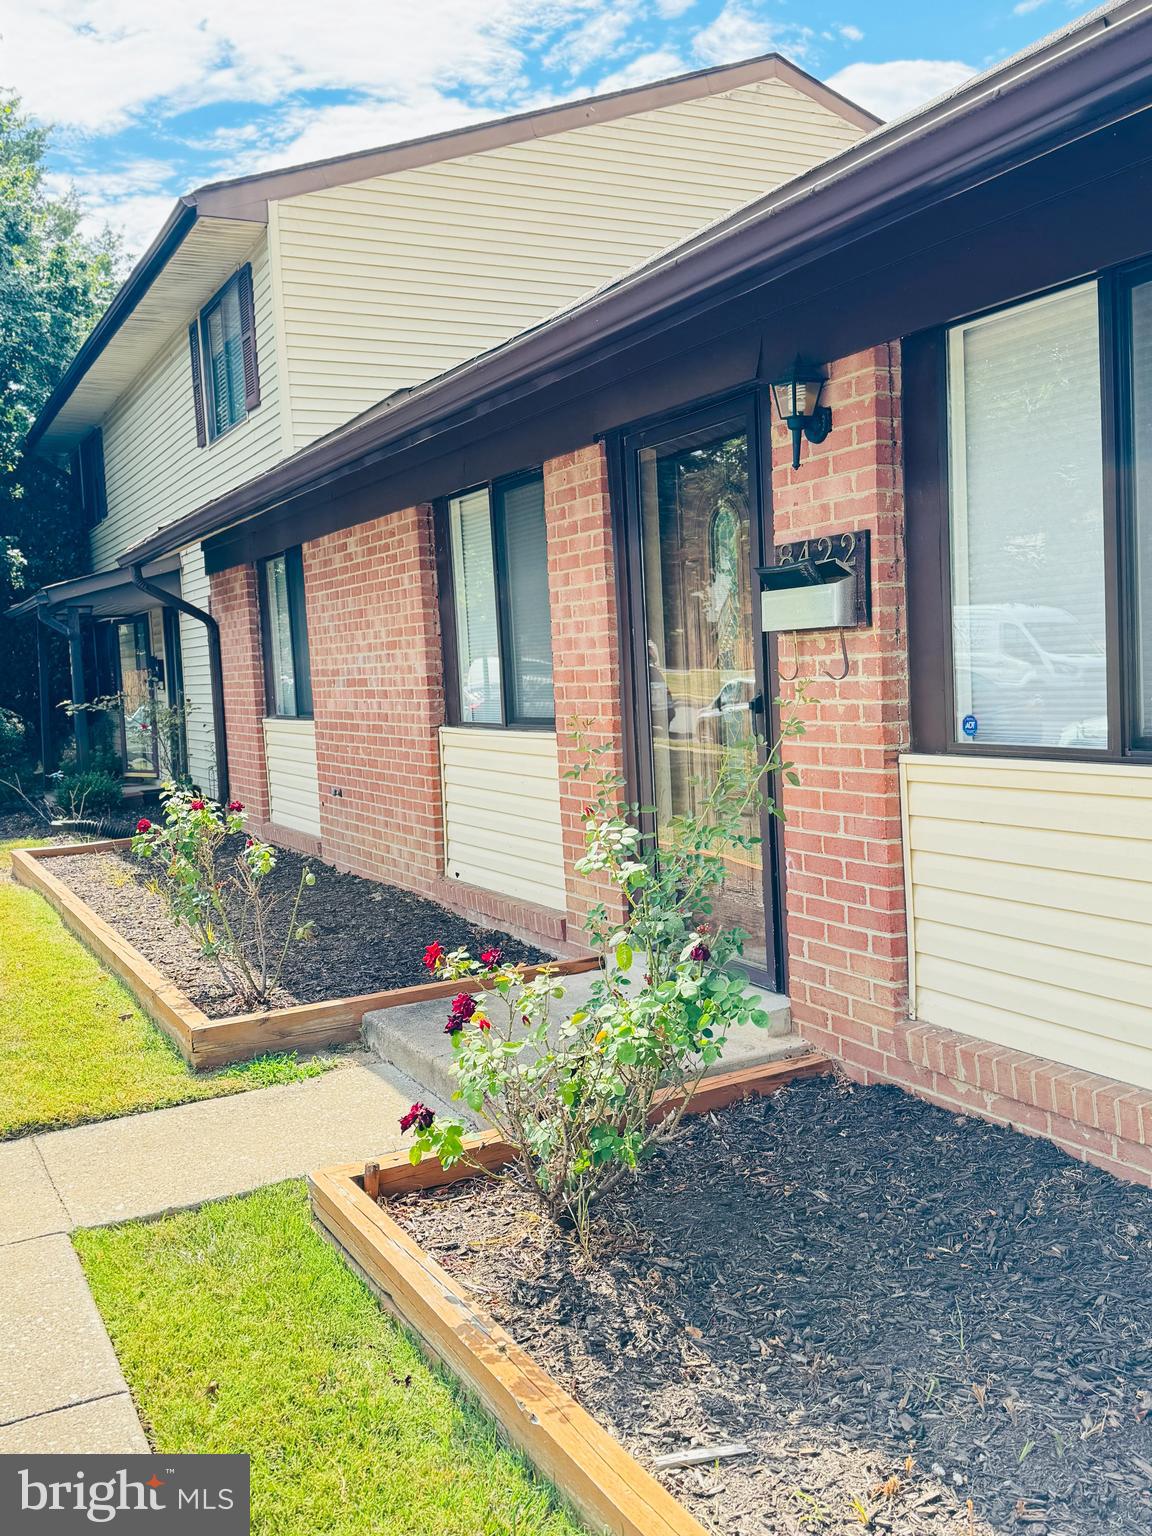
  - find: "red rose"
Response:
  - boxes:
[188,799,206,811]
[135,818,151,833]
[689,943,711,963]
[399,1102,435,1133]
[423,941,445,972]
[479,946,502,968]
[227,800,244,812]
[477,1016,491,1031]
[446,992,477,1034]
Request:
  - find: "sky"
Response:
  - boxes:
[0,0,1102,260]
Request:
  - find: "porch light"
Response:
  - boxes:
[770,358,832,470]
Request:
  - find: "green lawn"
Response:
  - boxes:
[75,1182,584,1536]
[0,838,329,1139]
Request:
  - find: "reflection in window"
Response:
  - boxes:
[260,548,313,719]
[947,285,1107,748]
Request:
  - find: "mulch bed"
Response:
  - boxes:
[47,842,549,1018]
[390,1076,1152,1536]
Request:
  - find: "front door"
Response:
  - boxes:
[620,398,781,988]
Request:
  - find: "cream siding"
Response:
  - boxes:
[93,234,282,570]
[901,754,1152,1092]
[441,727,565,911]
[93,235,283,794]
[263,717,321,837]
[178,546,217,796]
[275,79,865,449]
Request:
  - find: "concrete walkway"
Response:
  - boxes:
[0,1053,436,1453]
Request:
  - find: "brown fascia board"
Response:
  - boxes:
[192,55,880,221]
[118,1,1152,569]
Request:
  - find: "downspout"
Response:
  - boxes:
[129,564,230,804]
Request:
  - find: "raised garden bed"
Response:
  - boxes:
[312,1067,1152,1536]
[11,840,595,1070]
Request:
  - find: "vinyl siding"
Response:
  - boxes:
[264,716,321,836]
[178,546,218,796]
[441,727,565,911]
[901,754,1152,1092]
[275,78,865,449]
[91,233,282,570]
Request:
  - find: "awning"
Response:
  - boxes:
[6,555,182,622]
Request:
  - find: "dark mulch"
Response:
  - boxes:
[48,842,549,1017]
[390,1077,1152,1536]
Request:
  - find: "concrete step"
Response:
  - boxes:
[361,969,803,1117]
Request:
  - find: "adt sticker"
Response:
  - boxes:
[962,715,979,738]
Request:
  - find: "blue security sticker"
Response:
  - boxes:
[961,715,979,738]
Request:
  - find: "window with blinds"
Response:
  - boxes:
[259,547,313,719]
[447,472,554,727]
[947,284,1107,749]
[193,265,260,445]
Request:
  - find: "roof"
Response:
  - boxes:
[6,556,181,621]
[27,53,876,455]
[119,0,1152,570]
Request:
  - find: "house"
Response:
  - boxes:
[19,0,1152,1184]
[11,54,873,812]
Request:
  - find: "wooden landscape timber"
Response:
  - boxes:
[309,1054,829,1536]
[9,841,599,1070]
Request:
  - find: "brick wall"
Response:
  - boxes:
[770,343,911,1058]
[544,444,628,937]
[769,342,1152,1187]
[302,507,446,895]
[210,563,270,821]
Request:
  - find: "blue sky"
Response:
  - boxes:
[0,0,1100,258]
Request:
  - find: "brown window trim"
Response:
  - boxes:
[434,469,556,732]
[905,255,1152,767]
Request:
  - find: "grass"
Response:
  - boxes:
[75,1181,584,1536]
[0,837,333,1139]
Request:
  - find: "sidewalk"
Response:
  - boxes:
[0,1053,433,1453]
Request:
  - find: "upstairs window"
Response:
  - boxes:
[259,547,313,719]
[443,470,554,727]
[189,264,260,446]
[71,428,107,527]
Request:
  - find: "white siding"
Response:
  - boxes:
[441,727,565,910]
[264,716,321,837]
[275,79,865,449]
[178,545,218,797]
[92,233,283,570]
[901,754,1152,1091]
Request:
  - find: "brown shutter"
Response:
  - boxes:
[237,263,261,411]
[188,322,207,447]
[88,428,108,524]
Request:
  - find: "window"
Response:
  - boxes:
[189,265,260,446]
[444,471,554,726]
[947,285,1107,750]
[71,429,107,527]
[259,547,313,718]
[912,258,1152,761]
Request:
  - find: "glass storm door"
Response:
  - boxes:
[116,617,165,777]
[622,400,780,986]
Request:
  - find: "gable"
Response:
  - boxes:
[273,76,868,449]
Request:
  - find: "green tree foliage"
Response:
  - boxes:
[0,94,119,743]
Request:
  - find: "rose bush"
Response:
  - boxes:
[403,691,809,1244]
[132,784,315,1011]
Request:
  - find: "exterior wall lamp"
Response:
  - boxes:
[770,359,832,470]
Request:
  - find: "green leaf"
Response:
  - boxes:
[614,941,633,973]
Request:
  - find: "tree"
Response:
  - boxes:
[0,94,119,749]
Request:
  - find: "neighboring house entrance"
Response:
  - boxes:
[616,397,782,989]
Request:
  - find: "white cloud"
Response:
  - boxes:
[1013,0,1049,14]
[692,2,810,66]
[594,49,687,94]
[545,3,638,74]
[838,24,864,42]
[44,168,178,254]
[0,0,567,135]
[656,0,697,15]
[825,58,977,121]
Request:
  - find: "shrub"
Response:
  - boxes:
[132,785,315,1012]
[403,692,810,1245]
[54,768,123,821]
[0,709,32,810]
